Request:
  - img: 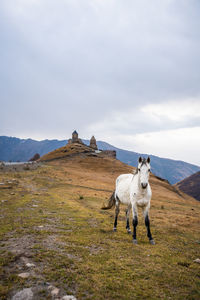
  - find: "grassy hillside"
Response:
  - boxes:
[0,155,200,299]
[40,142,94,162]
[175,171,200,201]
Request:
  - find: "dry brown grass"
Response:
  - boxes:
[40,143,94,162]
[0,154,200,299]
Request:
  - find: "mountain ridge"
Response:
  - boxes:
[0,135,199,184]
[175,171,200,201]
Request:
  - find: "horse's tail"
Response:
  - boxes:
[101,192,116,210]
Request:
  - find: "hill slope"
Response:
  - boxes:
[40,142,95,161]
[0,154,199,299]
[1,136,200,184]
[175,171,200,201]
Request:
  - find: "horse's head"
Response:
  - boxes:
[137,156,151,189]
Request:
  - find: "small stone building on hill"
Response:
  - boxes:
[67,131,116,158]
[90,136,98,150]
[68,130,83,145]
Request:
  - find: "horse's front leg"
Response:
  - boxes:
[125,203,132,234]
[132,203,138,244]
[143,205,155,245]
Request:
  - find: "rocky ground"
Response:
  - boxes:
[0,162,40,173]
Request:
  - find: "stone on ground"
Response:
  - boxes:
[51,287,60,297]
[62,295,77,300]
[12,288,33,300]
[26,263,35,267]
[18,272,30,278]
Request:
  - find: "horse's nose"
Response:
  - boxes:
[141,183,147,189]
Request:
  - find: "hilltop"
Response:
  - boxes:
[39,138,116,162]
[0,151,200,299]
[175,171,200,201]
[40,142,95,161]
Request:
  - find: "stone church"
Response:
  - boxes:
[68,130,98,150]
[68,131,116,158]
[68,130,83,145]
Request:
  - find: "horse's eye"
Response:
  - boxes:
[148,169,150,172]
[138,168,140,172]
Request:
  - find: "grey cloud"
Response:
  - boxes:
[0,0,200,139]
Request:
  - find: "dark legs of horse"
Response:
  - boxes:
[126,204,131,234]
[113,200,120,232]
[132,216,138,244]
[132,206,138,244]
[145,214,155,245]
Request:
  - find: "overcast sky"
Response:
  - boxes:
[1,0,200,165]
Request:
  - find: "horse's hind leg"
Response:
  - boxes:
[132,204,138,244]
[126,203,131,234]
[113,197,120,232]
[143,206,155,245]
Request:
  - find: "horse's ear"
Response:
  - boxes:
[147,157,150,163]
[138,157,142,163]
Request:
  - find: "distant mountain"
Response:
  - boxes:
[0,136,200,184]
[0,136,67,162]
[175,171,200,201]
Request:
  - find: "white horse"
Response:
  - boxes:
[102,157,155,245]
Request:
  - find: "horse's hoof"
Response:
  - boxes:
[149,239,155,245]
[127,229,131,234]
[113,228,117,232]
[133,239,138,244]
